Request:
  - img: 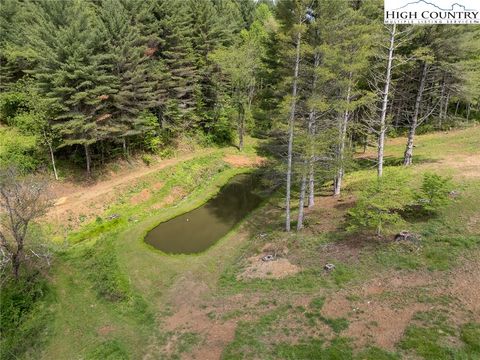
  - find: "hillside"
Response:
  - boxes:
[1,127,478,359]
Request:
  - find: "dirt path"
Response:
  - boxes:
[47,150,216,224]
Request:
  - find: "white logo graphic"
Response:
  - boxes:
[384,0,480,24]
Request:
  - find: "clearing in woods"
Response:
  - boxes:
[29,128,480,359]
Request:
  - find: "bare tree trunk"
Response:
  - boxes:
[308,52,320,208]
[297,166,307,231]
[42,129,58,181]
[467,103,471,121]
[334,75,352,196]
[404,61,427,166]
[438,74,446,129]
[12,245,23,279]
[455,100,460,116]
[238,106,245,151]
[84,144,91,176]
[285,31,302,232]
[441,91,450,127]
[378,24,396,178]
[48,143,58,181]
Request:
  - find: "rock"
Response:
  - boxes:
[449,190,460,198]
[262,254,275,262]
[54,196,67,206]
[394,231,421,244]
[107,214,120,220]
[324,263,335,271]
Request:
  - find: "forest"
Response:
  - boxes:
[1,0,480,359]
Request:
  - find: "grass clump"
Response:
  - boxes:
[81,235,130,302]
[356,346,400,360]
[274,337,352,360]
[86,339,129,360]
[399,310,480,359]
[309,296,326,310]
[320,317,350,334]
[460,323,480,352]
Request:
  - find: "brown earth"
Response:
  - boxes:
[45,150,214,227]
[223,155,265,167]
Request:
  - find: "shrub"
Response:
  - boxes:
[141,154,153,166]
[347,169,413,235]
[0,272,52,359]
[416,172,452,212]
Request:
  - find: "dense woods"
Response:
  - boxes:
[1,0,478,175]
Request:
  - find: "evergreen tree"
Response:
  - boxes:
[24,0,115,175]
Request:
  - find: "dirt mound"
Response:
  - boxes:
[237,256,300,280]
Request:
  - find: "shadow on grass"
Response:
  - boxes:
[354,155,440,170]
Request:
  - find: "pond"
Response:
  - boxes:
[145,173,264,254]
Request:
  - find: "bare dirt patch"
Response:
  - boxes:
[346,302,428,350]
[97,325,115,336]
[130,188,151,205]
[151,186,186,210]
[223,155,265,167]
[237,256,300,280]
[153,182,164,190]
[446,257,480,319]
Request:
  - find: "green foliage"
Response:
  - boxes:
[347,169,413,235]
[0,273,53,360]
[416,172,453,212]
[0,127,39,172]
[81,236,131,302]
[141,154,154,166]
[0,91,29,123]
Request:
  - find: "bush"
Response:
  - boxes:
[141,154,153,166]
[0,272,52,360]
[0,127,40,173]
[347,169,413,235]
[416,172,452,212]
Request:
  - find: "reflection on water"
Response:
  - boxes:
[145,173,263,254]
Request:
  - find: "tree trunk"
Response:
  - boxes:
[334,75,352,196]
[307,52,320,208]
[285,31,302,232]
[455,101,460,116]
[438,74,448,129]
[403,61,427,166]
[441,91,450,127]
[122,137,128,158]
[12,242,23,280]
[84,143,91,176]
[297,167,307,231]
[238,106,245,151]
[48,142,58,181]
[378,24,396,178]
[467,103,471,121]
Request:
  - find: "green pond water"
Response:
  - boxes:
[145,173,263,254]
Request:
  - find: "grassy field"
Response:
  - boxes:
[2,128,480,360]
